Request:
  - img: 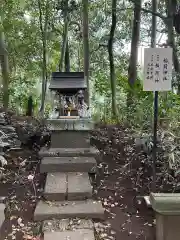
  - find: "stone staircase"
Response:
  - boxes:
[34,118,104,239]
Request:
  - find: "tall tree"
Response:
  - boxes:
[127,0,141,94]
[108,0,117,119]
[82,0,90,106]
[165,0,180,93]
[59,0,69,71]
[65,38,70,72]
[128,0,141,88]
[0,18,10,109]
[38,0,50,116]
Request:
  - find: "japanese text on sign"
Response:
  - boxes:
[143,48,172,91]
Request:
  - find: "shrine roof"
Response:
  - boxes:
[49,72,87,92]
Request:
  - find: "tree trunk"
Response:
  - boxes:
[151,0,157,48]
[40,35,48,116]
[82,0,90,106]
[64,37,70,72]
[0,33,9,110]
[108,0,117,119]
[165,0,180,93]
[127,0,141,107]
[59,0,69,72]
[0,19,9,110]
[38,0,49,116]
[77,42,81,71]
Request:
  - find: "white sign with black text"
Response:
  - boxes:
[143,48,172,91]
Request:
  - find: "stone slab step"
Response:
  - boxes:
[43,219,94,232]
[40,157,96,173]
[44,173,92,201]
[34,200,104,221]
[68,173,92,200]
[39,147,99,158]
[0,204,5,228]
[44,173,67,201]
[44,229,95,240]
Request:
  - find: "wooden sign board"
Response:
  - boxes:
[143,48,172,91]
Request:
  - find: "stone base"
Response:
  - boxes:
[150,193,180,214]
[156,214,180,240]
[150,193,180,240]
[51,130,90,148]
[47,118,94,131]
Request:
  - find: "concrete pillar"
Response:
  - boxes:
[150,193,180,240]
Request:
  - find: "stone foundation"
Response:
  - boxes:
[150,193,180,240]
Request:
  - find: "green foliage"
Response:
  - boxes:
[1,0,180,136]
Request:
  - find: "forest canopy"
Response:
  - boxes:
[0,0,180,129]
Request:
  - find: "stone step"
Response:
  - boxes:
[44,173,92,201]
[44,173,67,201]
[68,173,92,200]
[34,200,104,221]
[43,219,94,232]
[0,204,5,229]
[39,147,99,158]
[44,229,95,240]
[40,157,96,173]
[51,130,90,148]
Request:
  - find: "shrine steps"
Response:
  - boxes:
[40,156,96,173]
[44,172,93,201]
[35,116,104,240]
[34,200,104,221]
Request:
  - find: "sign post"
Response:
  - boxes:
[143,48,172,191]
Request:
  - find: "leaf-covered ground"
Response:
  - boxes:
[1,124,171,240]
[0,149,44,240]
[92,125,155,240]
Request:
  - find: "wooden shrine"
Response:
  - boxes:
[49,72,87,118]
